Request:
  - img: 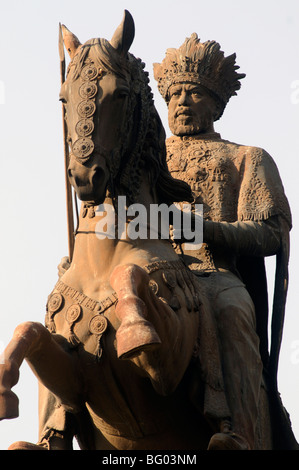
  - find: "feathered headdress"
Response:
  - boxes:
[153,33,245,120]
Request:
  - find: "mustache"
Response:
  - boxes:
[175,107,193,117]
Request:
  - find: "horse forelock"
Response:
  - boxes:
[68,37,131,82]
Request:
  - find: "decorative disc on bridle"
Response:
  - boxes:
[79,82,98,99]
[75,118,94,137]
[81,64,98,81]
[72,137,95,161]
[77,100,96,118]
[71,58,99,163]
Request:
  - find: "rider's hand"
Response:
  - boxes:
[57,256,71,279]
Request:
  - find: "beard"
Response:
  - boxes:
[169,114,212,136]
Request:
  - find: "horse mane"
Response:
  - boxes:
[69,38,193,206]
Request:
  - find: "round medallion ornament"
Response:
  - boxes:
[66,304,82,324]
[81,64,98,81]
[89,315,108,335]
[48,293,63,313]
[79,82,98,100]
[77,100,96,118]
[72,137,94,161]
[75,119,94,137]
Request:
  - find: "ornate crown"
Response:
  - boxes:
[153,33,245,119]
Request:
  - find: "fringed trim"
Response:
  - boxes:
[45,315,56,334]
[239,207,276,222]
[68,329,82,349]
[96,335,104,362]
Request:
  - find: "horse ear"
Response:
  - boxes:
[61,24,82,59]
[110,10,135,56]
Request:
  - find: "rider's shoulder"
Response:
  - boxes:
[220,139,274,163]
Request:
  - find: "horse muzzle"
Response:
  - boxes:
[68,155,109,204]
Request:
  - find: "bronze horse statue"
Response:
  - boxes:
[0,11,297,450]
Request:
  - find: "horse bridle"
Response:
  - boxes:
[67,46,152,207]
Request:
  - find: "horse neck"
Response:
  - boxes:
[70,180,158,282]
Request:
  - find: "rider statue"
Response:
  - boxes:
[153,33,293,450]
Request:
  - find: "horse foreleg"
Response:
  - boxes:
[0,321,81,420]
[110,264,161,359]
[111,263,200,396]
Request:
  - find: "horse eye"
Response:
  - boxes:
[59,87,68,103]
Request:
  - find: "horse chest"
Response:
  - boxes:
[45,280,119,360]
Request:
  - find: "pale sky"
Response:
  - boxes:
[0,0,298,450]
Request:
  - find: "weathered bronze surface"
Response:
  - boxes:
[0,11,297,450]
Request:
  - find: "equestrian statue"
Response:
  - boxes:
[0,11,297,450]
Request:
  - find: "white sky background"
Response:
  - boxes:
[0,0,298,450]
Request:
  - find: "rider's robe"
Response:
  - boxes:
[166,133,298,449]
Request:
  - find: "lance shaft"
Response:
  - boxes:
[59,23,75,262]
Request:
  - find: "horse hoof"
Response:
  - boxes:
[0,390,19,420]
[115,296,161,359]
[207,432,250,450]
[117,321,161,359]
[8,440,48,451]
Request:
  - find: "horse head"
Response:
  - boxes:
[60,10,192,209]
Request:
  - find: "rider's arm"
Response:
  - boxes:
[203,215,281,257]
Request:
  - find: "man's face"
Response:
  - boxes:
[167,83,218,136]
